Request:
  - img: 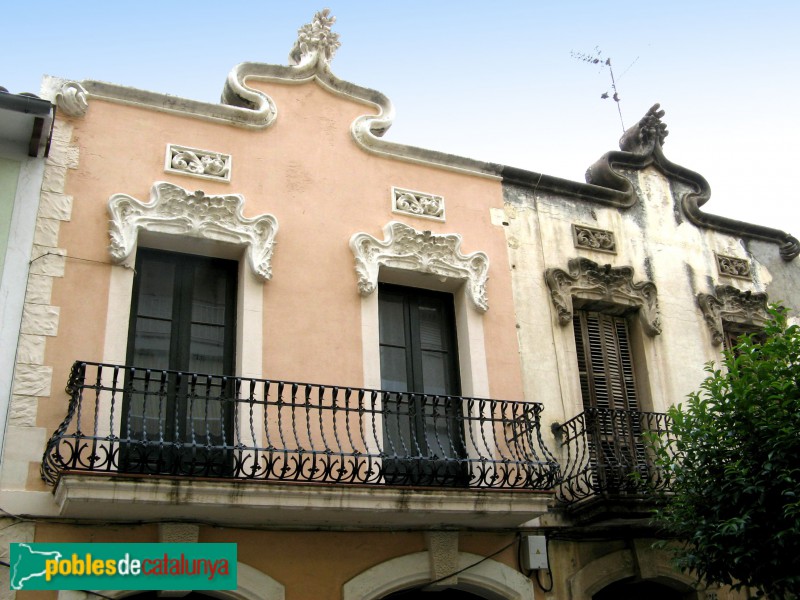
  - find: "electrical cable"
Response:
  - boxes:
[517,534,554,593]
[533,535,554,593]
[535,565,554,593]
[421,536,517,590]
[387,535,519,597]
[29,252,134,271]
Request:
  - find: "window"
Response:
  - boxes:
[722,321,766,355]
[121,248,238,475]
[572,311,638,413]
[572,310,645,491]
[378,283,466,485]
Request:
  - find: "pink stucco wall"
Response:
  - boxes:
[43,77,523,440]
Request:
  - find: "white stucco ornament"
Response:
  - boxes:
[392,187,445,221]
[55,81,88,117]
[349,222,490,312]
[289,8,341,66]
[108,182,278,280]
[165,144,232,182]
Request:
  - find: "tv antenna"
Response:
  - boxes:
[571,47,637,132]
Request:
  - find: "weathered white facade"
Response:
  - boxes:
[497,104,795,599]
[0,11,796,600]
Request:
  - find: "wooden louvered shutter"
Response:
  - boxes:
[574,310,644,491]
[573,311,639,412]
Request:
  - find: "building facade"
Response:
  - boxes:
[0,87,54,489]
[1,11,797,600]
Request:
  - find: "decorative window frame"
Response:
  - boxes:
[714,252,752,280]
[544,258,661,337]
[100,182,275,451]
[349,221,491,398]
[349,221,488,312]
[572,224,616,254]
[391,187,445,222]
[165,144,232,182]
[697,285,769,346]
[108,181,278,280]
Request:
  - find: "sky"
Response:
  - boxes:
[4,1,799,238]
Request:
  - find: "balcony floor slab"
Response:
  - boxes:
[54,473,554,530]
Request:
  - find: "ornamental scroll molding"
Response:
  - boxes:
[585,103,799,262]
[392,187,445,221]
[544,258,661,336]
[55,81,89,117]
[572,224,616,253]
[166,144,232,182]
[715,253,752,280]
[349,222,490,312]
[108,182,278,280]
[697,285,769,346]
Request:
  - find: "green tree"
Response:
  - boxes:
[653,306,800,598]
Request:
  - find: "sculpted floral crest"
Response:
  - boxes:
[349,222,490,312]
[544,258,661,336]
[289,8,341,65]
[697,285,769,346]
[108,182,278,280]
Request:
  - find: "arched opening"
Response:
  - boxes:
[342,551,532,600]
[116,594,219,600]
[383,589,489,599]
[58,561,284,600]
[593,578,693,600]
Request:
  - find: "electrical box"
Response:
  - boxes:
[521,534,548,571]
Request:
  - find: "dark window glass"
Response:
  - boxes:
[121,249,237,476]
[379,284,460,396]
[378,284,465,486]
[722,320,766,355]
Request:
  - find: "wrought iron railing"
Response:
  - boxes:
[553,407,677,505]
[42,361,560,490]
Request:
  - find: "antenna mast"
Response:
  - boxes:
[571,47,634,133]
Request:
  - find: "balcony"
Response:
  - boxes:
[553,407,676,522]
[42,361,560,528]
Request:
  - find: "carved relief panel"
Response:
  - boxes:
[572,224,616,254]
[165,144,232,182]
[392,187,445,221]
[715,253,752,280]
